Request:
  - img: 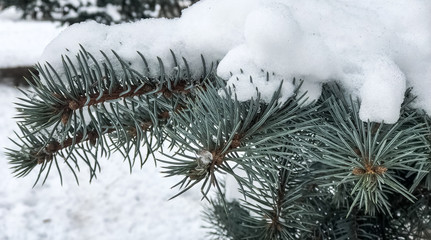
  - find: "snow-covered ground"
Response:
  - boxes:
[0,7,207,240]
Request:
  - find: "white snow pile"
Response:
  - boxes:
[40,0,431,124]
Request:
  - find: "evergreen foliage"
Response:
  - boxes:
[7,46,431,239]
[0,0,59,20]
[0,0,199,24]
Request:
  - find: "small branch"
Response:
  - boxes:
[211,134,242,166]
[196,134,243,185]
[45,128,115,155]
[39,121,152,165]
[66,80,190,111]
[35,127,116,165]
[352,157,387,176]
[269,168,287,233]
[208,134,242,172]
[40,80,195,163]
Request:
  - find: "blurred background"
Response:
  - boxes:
[0,0,200,86]
[0,1,208,239]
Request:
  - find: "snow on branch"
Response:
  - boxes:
[40,0,431,123]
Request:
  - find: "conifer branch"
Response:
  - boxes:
[8,48,212,184]
[308,84,430,216]
[7,44,431,238]
[160,78,320,200]
[63,80,191,112]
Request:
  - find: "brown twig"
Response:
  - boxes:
[66,80,190,111]
[37,80,196,165]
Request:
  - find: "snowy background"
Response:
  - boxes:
[0,7,206,240]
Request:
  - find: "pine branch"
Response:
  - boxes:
[204,194,259,240]
[307,84,430,216]
[8,47,212,184]
[378,186,431,239]
[205,154,317,239]
[7,44,431,239]
[159,78,320,199]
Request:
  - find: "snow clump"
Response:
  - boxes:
[40,0,431,124]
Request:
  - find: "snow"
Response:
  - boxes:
[0,86,207,239]
[0,8,66,68]
[357,55,406,123]
[39,0,431,124]
[197,150,213,166]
